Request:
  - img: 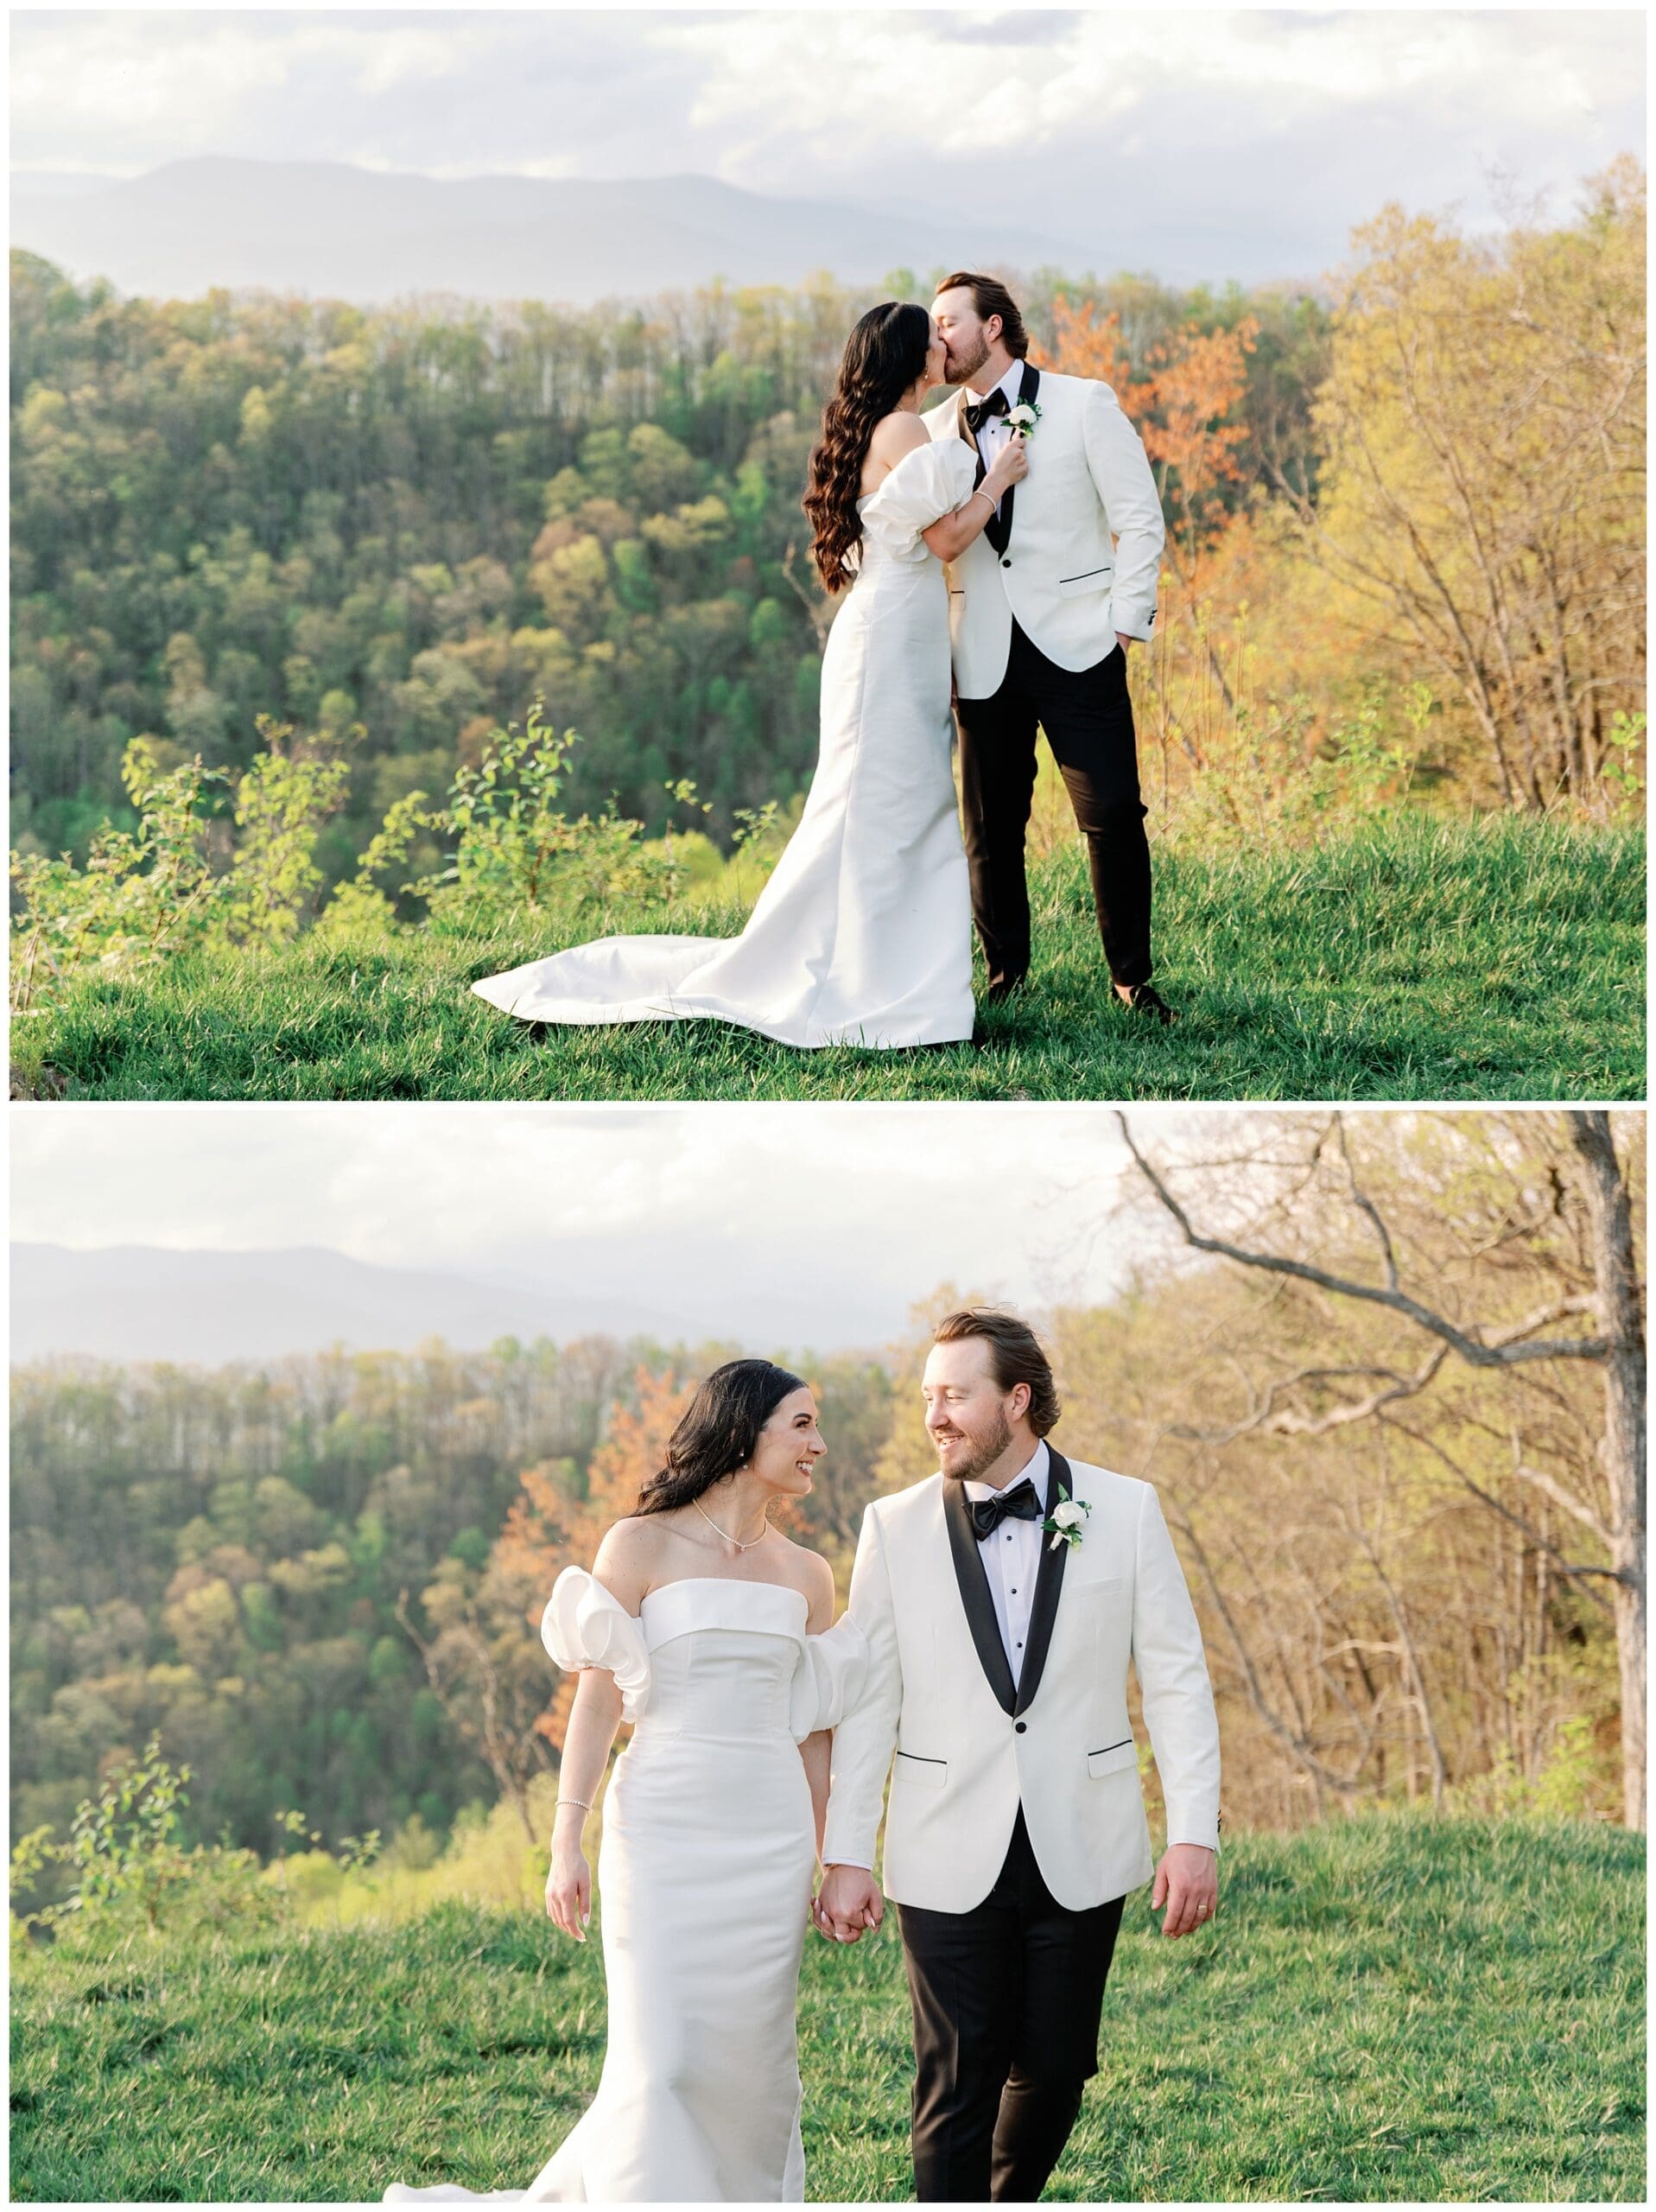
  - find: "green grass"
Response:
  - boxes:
[10,1816,1644,2202]
[13,816,1645,1102]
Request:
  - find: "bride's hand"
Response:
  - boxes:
[983,435,1030,497]
[547,1845,592,1942]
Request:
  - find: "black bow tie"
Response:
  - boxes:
[964,387,1012,435]
[970,1478,1043,1541]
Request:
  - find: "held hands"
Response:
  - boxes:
[813,1863,884,1943]
[1151,1842,1218,1938]
[546,1841,592,1942]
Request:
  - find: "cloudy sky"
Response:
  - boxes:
[11,8,1643,279]
[11,1103,1192,1350]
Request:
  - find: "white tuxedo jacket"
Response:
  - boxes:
[822,1449,1221,1914]
[925,365,1165,701]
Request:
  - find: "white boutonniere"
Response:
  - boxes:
[1006,399,1042,438]
[1043,1483,1091,1552]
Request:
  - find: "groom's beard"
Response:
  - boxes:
[944,333,992,387]
[934,1406,1014,1483]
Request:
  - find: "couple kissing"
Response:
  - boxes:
[473,273,1176,1051]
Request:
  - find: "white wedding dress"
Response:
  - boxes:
[383,1567,868,2203]
[471,437,979,1048]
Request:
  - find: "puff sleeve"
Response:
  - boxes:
[540,1565,651,1724]
[788,1610,871,1742]
[858,438,979,553]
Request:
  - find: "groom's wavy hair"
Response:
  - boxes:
[803,300,935,594]
[633,1359,810,1516]
[933,1308,1061,1437]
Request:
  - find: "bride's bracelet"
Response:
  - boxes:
[555,1795,592,1815]
[970,487,997,512]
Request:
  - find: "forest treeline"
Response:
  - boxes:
[12,1113,1640,1881]
[11,156,1643,891]
[10,1336,894,1864]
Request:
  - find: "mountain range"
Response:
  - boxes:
[10,158,1110,307]
[10,1242,904,1365]
[11,1243,711,1366]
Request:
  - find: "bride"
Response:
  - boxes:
[470,302,1028,1049]
[382,1361,870,2202]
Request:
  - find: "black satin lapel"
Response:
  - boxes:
[942,1480,1017,1715]
[1013,1445,1070,1717]
[968,404,1001,549]
[995,359,1040,556]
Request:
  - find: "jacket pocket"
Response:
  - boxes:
[1087,1737,1138,1778]
[1057,566,1113,600]
[896,1750,948,1789]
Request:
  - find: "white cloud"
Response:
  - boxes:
[10,10,1640,279]
[10,1103,1159,1344]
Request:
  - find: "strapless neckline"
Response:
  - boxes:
[639,1576,809,1611]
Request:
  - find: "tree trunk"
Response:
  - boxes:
[1570,1111,1646,1830]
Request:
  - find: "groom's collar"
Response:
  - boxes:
[961,359,1025,407]
[961,1438,1049,1508]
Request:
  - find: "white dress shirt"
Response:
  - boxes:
[966,359,1027,471]
[965,359,1026,516]
[961,1439,1050,1689]
[824,1440,1051,1871]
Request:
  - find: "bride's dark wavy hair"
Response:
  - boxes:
[803,301,934,594]
[632,1359,809,1516]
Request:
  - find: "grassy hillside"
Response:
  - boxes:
[11,1816,1645,2202]
[14,817,1645,1103]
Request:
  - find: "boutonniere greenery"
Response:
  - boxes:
[1043,1481,1091,1552]
[1006,399,1043,438]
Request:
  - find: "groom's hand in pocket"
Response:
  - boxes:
[815,1863,884,1942]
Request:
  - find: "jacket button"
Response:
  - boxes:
[1001,558,1012,569]
[1014,1720,1027,1733]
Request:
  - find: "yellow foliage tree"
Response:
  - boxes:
[1283,160,1646,810]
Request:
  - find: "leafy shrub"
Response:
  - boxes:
[10,740,224,1010]
[11,720,354,1007]
[338,698,712,935]
[10,1734,290,1951]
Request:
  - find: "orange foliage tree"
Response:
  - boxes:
[1038,300,1259,589]
[489,1365,695,1752]
[1033,302,1325,824]
[1036,297,1428,830]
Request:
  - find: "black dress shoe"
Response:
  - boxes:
[1119,981,1177,1025]
[983,974,1028,1005]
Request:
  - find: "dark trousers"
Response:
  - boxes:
[897,1807,1126,2202]
[955,620,1152,993]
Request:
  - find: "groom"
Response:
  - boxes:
[815,1308,1221,2202]
[927,273,1175,1024]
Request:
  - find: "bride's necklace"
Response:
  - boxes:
[692,1494,770,1551]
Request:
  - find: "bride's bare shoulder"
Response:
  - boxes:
[776,1535,837,1623]
[592,1514,666,1605]
[867,410,931,462]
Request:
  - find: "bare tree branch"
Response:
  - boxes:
[1118,1110,1608,1367]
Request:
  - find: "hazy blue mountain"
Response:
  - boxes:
[10,1243,698,1364]
[10,157,1109,306]
[10,168,114,199]
[10,1242,901,1363]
